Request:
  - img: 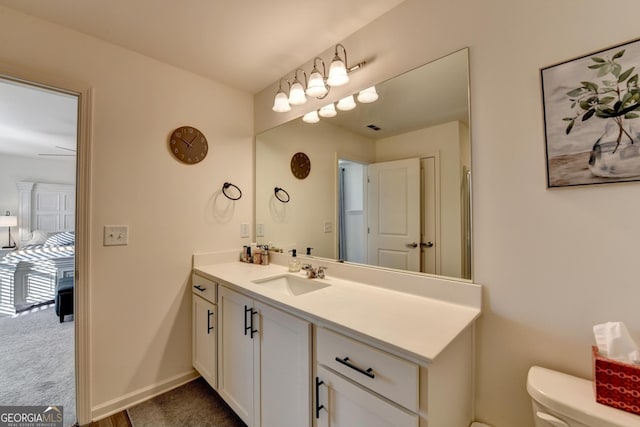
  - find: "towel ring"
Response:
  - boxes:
[274,187,290,203]
[222,182,242,200]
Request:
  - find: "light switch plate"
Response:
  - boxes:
[323,221,332,233]
[256,223,264,237]
[104,225,129,246]
[240,223,250,238]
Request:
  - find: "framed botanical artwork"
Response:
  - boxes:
[541,38,640,187]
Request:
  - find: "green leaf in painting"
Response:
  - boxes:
[582,81,599,92]
[566,88,584,97]
[597,64,612,77]
[612,50,625,60]
[625,112,640,119]
[599,96,615,105]
[618,67,635,83]
[565,120,574,134]
[591,56,606,63]
[582,109,595,121]
[612,63,622,77]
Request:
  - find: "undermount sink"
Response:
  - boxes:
[252,274,330,296]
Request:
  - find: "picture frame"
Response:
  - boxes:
[541,38,640,188]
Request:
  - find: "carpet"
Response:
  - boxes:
[0,305,75,427]
[127,377,246,427]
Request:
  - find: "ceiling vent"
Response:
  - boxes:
[366,124,382,131]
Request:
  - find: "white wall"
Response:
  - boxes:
[376,121,466,279]
[256,119,374,258]
[0,154,75,218]
[0,5,253,419]
[256,0,640,425]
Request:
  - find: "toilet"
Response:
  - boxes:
[527,366,640,427]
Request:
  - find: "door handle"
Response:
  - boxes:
[315,377,325,419]
[194,285,206,291]
[405,242,418,248]
[421,241,434,248]
[207,309,214,334]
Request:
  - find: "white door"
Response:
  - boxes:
[192,295,217,389]
[217,287,259,426]
[316,366,418,427]
[258,301,311,427]
[421,157,437,274]
[367,158,421,271]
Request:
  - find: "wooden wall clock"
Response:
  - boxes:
[169,126,208,164]
[291,152,311,179]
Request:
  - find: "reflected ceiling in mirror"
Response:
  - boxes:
[256,48,471,281]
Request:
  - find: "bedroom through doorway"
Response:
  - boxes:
[0,76,78,427]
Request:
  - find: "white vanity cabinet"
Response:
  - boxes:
[192,274,218,389]
[315,326,474,427]
[217,285,312,427]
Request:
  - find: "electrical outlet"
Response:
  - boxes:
[104,225,129,246]
[240,223,250,238]
[323,221,332,233]
[256,223,264,237]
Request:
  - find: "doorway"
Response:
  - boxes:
[0,71,89,426]
[338,156,440,274]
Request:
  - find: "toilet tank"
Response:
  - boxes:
[527,366,640,427]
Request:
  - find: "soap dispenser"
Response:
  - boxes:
[288,249,301,272]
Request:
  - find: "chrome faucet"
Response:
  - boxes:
[302,264,328,279]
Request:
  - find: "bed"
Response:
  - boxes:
[0,182,75,315]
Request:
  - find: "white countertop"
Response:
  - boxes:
[194,258,481,365]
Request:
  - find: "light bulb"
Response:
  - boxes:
[306,70,328,97]
[319,103,337,118]
[336,95,356,111]
[357,86,378,103]
[272,90,291,112]
[288,81,307,105]
[302,110,320,123]
[327,57,349,87]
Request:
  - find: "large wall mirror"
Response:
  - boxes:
[256,48,472,281]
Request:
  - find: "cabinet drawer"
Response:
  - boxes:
[316,365,418,427]
[316,327,419,412]
[192,273,217,303]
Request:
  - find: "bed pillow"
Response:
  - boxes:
[24,230,50,247]
[43,231,75,246]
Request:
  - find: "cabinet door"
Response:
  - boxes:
[257,301,311,427]
[218,286,259,426]
[193,294,217,388]
[316,366,418,427]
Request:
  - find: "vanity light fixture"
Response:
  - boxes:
[327,43,349,87]
[288,69,307,106]
[272,43,366,113]
[306,57,329,98]
[318,103,337,118]
[302,110,320,123]
[272,79,291,112]
[336,94,356,111]
[357,86,378,103]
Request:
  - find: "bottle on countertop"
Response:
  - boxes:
[288,249,301,272]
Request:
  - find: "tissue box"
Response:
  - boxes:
[592,346,640,415]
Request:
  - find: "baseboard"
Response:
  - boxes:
[90,369,199,422]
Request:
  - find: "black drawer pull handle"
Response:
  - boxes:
[335,356,375,379]
[207,309,214,334]
[315,377,325,419]
[244,305,258,338]
[194,285,206,291]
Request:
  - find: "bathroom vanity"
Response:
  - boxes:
[192,251,481,427]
